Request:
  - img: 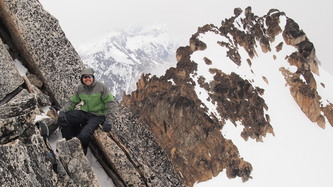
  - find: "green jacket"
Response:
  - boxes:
[64,81,115,116]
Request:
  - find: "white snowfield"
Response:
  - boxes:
[192,13,333,187]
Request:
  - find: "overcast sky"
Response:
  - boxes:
[38,0,333,74]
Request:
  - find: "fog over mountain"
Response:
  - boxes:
[38,0,333,76]
[78,25,178,100]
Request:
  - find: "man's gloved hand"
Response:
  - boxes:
[103,121,112,132]
[58,111,68,122]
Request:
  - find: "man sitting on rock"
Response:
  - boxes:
[57,67,115,154]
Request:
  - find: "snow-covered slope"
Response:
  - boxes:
[75,8,333,187]
[190,9,333,187]
[78,25,178,100]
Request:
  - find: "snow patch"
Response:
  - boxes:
[14,59,28,76]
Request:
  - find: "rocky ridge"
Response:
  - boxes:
[122,6,333,186]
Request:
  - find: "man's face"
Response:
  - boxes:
[82,74,94,86]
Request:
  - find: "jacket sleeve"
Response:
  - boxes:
[101,83,117,120]
[61,86,81,112]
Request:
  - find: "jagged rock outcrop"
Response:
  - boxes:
[123,6,333,186]
[123,55,254,186]
[0,1,184,186]
[279,18,331,128]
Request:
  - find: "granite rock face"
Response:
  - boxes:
[0,89,37,144]
[0,130,59,186]
[0,0,97,185]
[0,89,96,186]
[0,38,23,101]
[57,138,100,187]
[0,0,84,106]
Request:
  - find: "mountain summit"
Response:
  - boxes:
[123,7,333,186]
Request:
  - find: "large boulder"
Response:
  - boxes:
[0,129,59,186]
[0,0,83,106]
[0,38,23,101]
[0,89,37,144]
[0,89,100,186]
[57,138,100,187]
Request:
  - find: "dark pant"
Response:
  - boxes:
[58,110,105,152]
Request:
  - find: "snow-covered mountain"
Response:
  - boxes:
[122,7,333,187]
[78,25,179,100]
[191,9,333,187]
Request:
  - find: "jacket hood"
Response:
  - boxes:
[80,68,95,85]
[80,68,95,76]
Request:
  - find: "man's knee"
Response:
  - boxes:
[58,118,69,127]
[65,110,86,123]
[61,126,73,140]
